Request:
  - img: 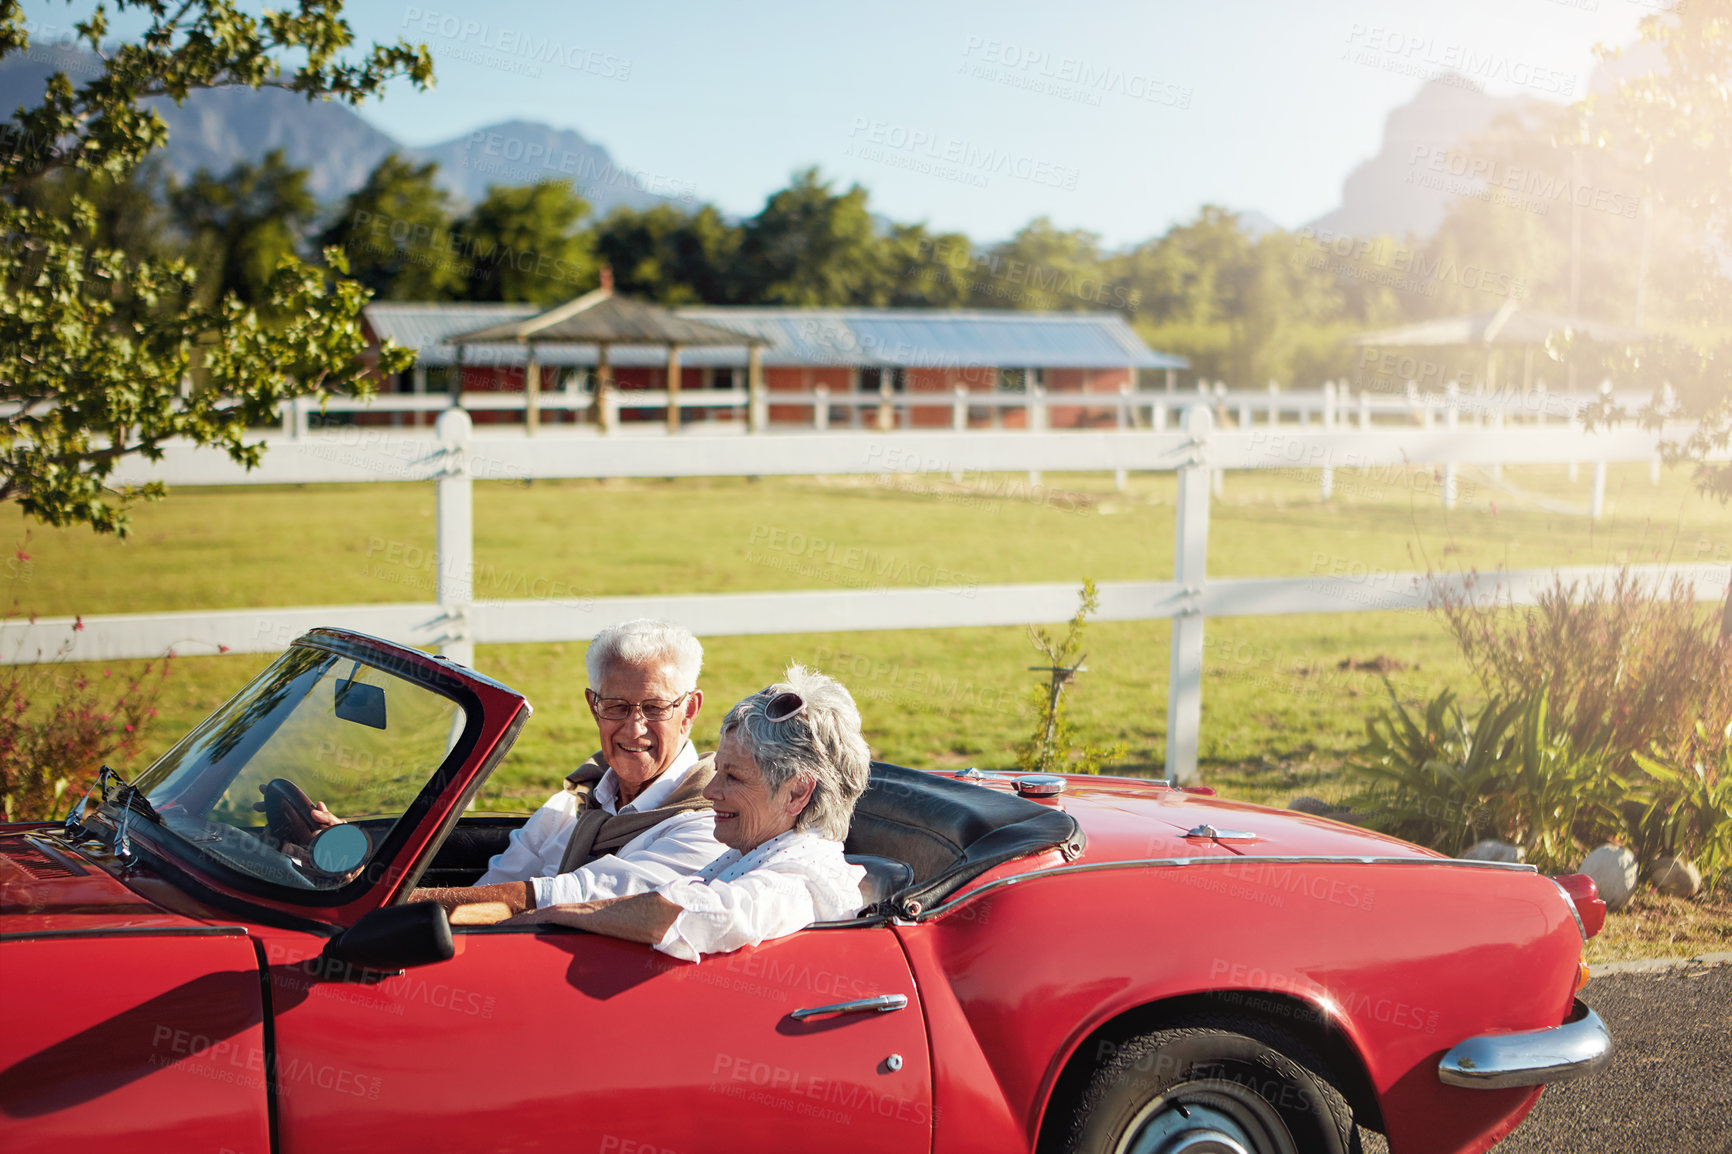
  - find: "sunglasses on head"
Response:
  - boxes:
[759,687,807,723]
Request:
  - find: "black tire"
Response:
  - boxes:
[1060,1020,1359,1154]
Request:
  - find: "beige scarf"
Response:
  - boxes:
[556,749,716,872]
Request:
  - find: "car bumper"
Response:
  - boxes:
[1437,999,1612,1089]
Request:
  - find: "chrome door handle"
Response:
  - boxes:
[789,993,908,1020]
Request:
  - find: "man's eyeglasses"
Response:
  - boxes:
[759,687,807,723]
[587,689,694,722]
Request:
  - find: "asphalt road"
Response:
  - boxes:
[1357,956,1732,1154]
[1492,957,1732,1154]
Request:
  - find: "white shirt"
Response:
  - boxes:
[653,830,867,962]
[475,742,726,908]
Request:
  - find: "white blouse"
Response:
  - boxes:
[653,830,867,962]
[475,742,726,908]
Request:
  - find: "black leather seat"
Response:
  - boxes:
[845,853,916,910]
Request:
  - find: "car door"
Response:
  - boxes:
[263,921,932,1153]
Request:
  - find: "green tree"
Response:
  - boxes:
[169,148,317,306]
[319,152,464,302]
[970,217,1120,313]
[1581,7,1732,511]
[737,167,891,305]
[593,202,742,305]
[0,2,427,535]
[456,180,595,304]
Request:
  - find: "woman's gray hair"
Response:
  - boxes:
[721,664,870,840]
[585,619,703,690]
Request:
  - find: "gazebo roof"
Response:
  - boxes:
[1349,304,1647,349]
[447,287,759,347]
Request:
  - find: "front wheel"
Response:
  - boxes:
[1060,1023,1359,1154]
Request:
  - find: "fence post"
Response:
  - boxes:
[1114,381,1130,492]
[747,345,766,433]
[813,382,830,431]
[1443,381,1459,509]
[1028,383,1045,487]
[953,383,968,432]
[1267,380,1279,427]
[1591,461,1607,520]
[1166,404,1213,785]
[1320,381,1336,501]
[435,408,474,669]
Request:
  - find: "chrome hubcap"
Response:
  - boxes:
[1120,1085,1297,1154]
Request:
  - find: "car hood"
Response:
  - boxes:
[1050,776,1441,862]
[0,829,209,936]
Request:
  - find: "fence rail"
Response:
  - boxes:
[11,411,1722,782]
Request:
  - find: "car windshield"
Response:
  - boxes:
[122,644,470,894]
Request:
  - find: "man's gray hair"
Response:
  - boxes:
[585,619,703,690]
[722,664,870,841]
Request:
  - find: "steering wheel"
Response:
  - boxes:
[258,777,321,850]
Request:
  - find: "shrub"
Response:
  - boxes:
[0,635,171,823]
[1344,684,1625,871]
[1016,580,1125,774]
[1436,568,1732,771]
[1631,731,1732,887]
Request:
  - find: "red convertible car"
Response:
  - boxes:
[1,628,1609,1153]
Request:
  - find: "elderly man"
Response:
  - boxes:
[499,664,870,961]
[414,618,725,919]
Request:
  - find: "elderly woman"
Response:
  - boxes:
[499,664,870,961]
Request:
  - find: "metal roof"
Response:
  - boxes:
[1351,305,1647,348]
[366,303,1187,370]
[448,288,761,347]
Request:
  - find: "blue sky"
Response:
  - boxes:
[22,0,1654,246]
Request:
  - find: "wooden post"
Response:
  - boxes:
[747,344,765,433]
[435,408,474,668]
[524,343,541,437]
[665,344,683,435]
[1591,461,1607,520]
[876,368,894,431]
[412,363,427,429]
[1166,404,1213,784]
[595,343,614,434]
[813,382,830,431]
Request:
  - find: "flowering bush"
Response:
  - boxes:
[0,627,171,822]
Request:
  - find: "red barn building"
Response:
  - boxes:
[361,303,1186,430]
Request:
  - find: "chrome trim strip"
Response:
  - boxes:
[1438,999,1612,1089]
[0,925,252,943]
[1548,875,1589,943]
[789,993,909,1020]
[915,855,1538,920]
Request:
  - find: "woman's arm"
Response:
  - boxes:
[498,892,683,944]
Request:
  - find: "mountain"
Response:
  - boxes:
[0,45,678,216]
[408,119,674,214]
[1305,77,1536,239]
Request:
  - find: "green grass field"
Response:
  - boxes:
[8,460,1730,813]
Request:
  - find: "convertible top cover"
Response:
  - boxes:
[845,762,1085,915]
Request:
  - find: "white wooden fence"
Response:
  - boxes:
[5,411,1723,782]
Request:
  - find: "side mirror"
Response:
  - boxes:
[320,902,453,979]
